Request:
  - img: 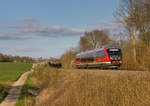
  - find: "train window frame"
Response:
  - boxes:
[76,55,80,61]
[88,52,94,58]
[107,49,121,55]
[81,53,87,62]
[96,50,106,57]
[87,52,94,62]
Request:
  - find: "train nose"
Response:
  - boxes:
[110,56,121,60]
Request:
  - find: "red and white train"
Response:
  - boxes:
[76,46,122,69]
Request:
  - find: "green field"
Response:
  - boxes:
[0,62,32,84]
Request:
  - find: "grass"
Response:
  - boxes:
[0,62,32,103]
[15,74,35,106]
[31,65,150,106]
[0,62,32,84]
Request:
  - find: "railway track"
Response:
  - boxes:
[61,69,149,79]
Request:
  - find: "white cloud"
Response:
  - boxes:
[0,24,85,40]
[0,32,29,40]
[21,17,38,22]
[7,24,85,37]
[7,24,20,28]
[96,19,124,31]
[15,48,45,53]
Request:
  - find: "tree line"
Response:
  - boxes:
[61,0,150,70]
[0,53,35,63]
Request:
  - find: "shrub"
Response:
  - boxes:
[61,50,77,69]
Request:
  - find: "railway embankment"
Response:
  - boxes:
[28,64,150,106]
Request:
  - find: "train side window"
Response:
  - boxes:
[88,52,94,62]
[88,52,94,57]
[96,50,106,57]
[81,54,86,62]
[76,55,80,61]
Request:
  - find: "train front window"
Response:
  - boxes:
[107,48,121,55]
[107,48,122,60]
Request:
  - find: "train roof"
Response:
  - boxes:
[102,45,121,49]
[76,45,121,56]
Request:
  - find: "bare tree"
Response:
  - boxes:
[138,0,150,47]
[79,29,116,51]
[116,0,143,62]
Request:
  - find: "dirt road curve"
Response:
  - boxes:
[0,65,35,106]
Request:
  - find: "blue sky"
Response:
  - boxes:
[0,0,120,58]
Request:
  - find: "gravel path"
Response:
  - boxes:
[0,65,34,106]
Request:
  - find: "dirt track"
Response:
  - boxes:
[0,64,35,106]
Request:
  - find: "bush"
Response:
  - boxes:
[0,85,8,103]
[61,50,77,69]
[31,65,60,91]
